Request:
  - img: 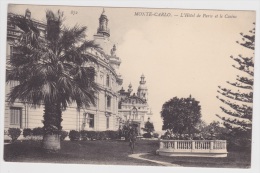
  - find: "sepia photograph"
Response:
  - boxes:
[0,1,259,173]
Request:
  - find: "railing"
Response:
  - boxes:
[159,140,227,154]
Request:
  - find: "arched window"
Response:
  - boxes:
[131,108,137,120]
[106,74,110,87]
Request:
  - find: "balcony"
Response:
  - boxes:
[157,140,228,157]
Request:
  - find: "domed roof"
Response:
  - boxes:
[138,74,147,90]
[138,84,147,90]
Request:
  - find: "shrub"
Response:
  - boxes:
[94,131,99,140]
[226,133,252,152]
[32,127,44,136]
[80,130,88,141]
[86,131,96,140]
[106,130,118,140]
[60,130,68,141]
[143,133,152,138]
[95,131,101,140]
[69,130,80,141]
[23,128,32,137]
[8,128,21,142]
[153,133,159,138]
[98,131,107,140]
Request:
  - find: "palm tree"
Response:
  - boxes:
[7,10,100,151]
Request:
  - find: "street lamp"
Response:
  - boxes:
[187,95,193,139]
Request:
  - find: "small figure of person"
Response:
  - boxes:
[128,126,137,154]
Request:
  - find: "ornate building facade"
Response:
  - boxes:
[118,75,152,135]
[4,9,152,134]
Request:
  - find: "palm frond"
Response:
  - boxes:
[57,25,87,53]
[9,14,40,47]
[7,10,100,110]
[60,40,100,65]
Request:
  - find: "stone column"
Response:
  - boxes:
[192,140,195,151]
[210,140,214,150]
[174,141,177,150]
[159,141,163,149]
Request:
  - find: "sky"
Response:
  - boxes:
[8,4,256,132]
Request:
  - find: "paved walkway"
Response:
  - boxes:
[128,153,181,166]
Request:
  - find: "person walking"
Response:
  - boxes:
[128,125,137,154]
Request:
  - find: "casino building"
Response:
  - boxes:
[4,9,152,134]
[118,75,152,135]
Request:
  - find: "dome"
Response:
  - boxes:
[138,84,147,90]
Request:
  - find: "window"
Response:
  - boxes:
[10,45,13,56]
[107,96,111,109]
[10,45,19,59]
[106,75,110,87]
[89,114,94,128]
[106,116,109,129]
[10,107,22,128]
[10,80,20,89]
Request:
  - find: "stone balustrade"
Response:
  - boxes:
[157,140,228,157]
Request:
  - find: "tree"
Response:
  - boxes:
[200,121,229,140]
[193,119,207,133]
[161,95,202,137]
[143,120,155,133]
[216,23,255,149]
[6,10,100,151]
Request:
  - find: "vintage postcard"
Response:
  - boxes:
[1,2,259,173]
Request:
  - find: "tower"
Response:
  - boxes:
[109,44,121,72]
[137,74,148,101]
[128,83,133,94]
[25,9,31,20]
[93,9,113,54]
[97,8,110,38]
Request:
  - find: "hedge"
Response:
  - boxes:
[32,127,44,136]
[23,128,32,137]
[79,130,118,140]
[8,128,21,142]
[69,130,80,141]
[143,133,152,138]
[18,128,118,141]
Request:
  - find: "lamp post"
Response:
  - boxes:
[187,95,193,139]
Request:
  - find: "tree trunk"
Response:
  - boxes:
[42,134,60,151]
[42,102,62,151]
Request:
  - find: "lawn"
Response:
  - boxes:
[4,139,160,166]
[3,139,251,168]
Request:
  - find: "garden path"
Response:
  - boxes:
[128,153,181,167]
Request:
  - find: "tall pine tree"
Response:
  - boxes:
[216,23,255,149]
